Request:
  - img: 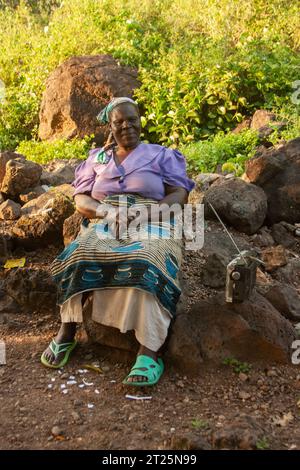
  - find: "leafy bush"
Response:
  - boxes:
[137,37,300,146]
[17,136,93,164]
[266,103,300,145]
[0,0,299,152]
[181,129,260,176]
[0,0,298,202]
[222,357,252,374]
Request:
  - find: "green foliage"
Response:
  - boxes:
[16,136,93,164]
[267,104,300,145]
[256,437,270,450]
[181,129,259,175]
[222,357,252,374]
[137,39,300,146]
[0,0,299,155]
[191,419,209,430]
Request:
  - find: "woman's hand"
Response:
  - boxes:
[106,207,129,239]
[74,194,110,220]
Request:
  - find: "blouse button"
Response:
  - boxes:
[119,176,124,183]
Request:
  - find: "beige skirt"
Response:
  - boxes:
[60,287,171,352]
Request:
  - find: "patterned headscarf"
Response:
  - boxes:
[97,97,138,124]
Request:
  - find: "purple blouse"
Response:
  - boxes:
[72,143,195,201]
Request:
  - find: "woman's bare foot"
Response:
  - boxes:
[126,345,159,383]
[42,322,77,366]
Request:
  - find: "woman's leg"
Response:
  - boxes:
[42,322,77,366]
[126,344,159,383]
[42,292,90,366]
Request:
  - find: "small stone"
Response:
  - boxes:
[239,391,251,400]
[239,373,248,382]
[73,399,83,407]
[71,411,81,423]
[176,380,185,388]
[102,365,110,372]
[51,426,63,437]
[85,353,93,360]
[128,413,138,421]
[266,369,277,377]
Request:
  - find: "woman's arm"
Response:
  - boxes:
[128,185,188,225]
[74,194,104,219]
[160,184,189,207]
[149,184,188,222]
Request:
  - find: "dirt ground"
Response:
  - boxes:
[1,309,300,451]
[1,221,300,450]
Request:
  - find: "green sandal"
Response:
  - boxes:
[122,354,164,386]
[41,339,77,369]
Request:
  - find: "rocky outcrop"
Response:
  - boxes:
[3,268,57,313]
[245,137,300,224]
[83,287,296,372]
[167,291,296,372]
[0,199,21,220]
[274,258,300,287]
[199,228,251,288]
[211,414,265,450]
[270,222,297,249]
[12,192,75,248]
[38,55,140,145]
[232,109,286,140]
[203,177,268,235]
[0,151,22,187]
[19,186,47,204]
[63,211,83,246]
[261,245,288,272]
[83,296,139,353]
[41,159,79,186]
[1,157,42,198]
[264,284,300,321]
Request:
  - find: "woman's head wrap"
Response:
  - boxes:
[97,97,138,124]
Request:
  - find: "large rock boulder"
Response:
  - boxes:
[232,109,286,140]
[38,55,140,144]
[274,258,300,287]
[203,177,268,235]
[41,159,79,186]
[12,192,75,248]
[264,284,300,321]
[3,268,57,313]
[21,184,74,216]
[245,137,300,224]
[261,245,288,272]
[0,199,21,220]
[1,157,42,198]
[19,186,47,204]
[270,222,297,249]
[83,297,139,353]
[199,227,251,288]
[167,290,296,373]
[0,151,22,187]
[0,233,15,260]
[83,288,296,373]
[211,414,265,450]
[63,211,83,246]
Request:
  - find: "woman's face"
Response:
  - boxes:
[109,103,141,150]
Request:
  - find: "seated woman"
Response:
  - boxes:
[41,97,195,386]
